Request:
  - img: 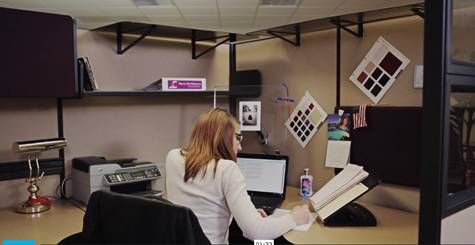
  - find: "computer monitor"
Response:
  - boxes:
[236,153,288,196]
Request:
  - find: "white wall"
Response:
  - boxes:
[441,204,475,244]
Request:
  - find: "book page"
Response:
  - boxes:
[310,164,367,209]
[317,183,369,221]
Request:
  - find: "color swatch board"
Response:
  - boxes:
[349,36,410,104]
[285,91,327,148]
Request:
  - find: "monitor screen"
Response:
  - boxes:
[236,154,287,194]
[0,7,78,97]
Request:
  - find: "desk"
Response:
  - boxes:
[282,187,419,244]
[0,200,84,244]
[0,189,418,244]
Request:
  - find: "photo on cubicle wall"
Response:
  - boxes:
[328,113,352,141]
[239,101,261,131]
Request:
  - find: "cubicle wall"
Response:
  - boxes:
[240,16,423,212]
[0,16,423,213]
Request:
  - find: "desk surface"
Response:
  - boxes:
[0,200,84,244]
[0,188,419,244]
[282,187,419,244]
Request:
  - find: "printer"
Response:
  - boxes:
[72,156,164,204]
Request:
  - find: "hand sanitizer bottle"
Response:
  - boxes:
[300,168,313,198]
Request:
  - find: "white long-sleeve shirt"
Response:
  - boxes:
[165,149,296,244]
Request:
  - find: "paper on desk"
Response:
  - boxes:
[272,208,318,231]
[325,140,351,168]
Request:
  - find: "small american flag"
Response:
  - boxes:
[353,104,368,129]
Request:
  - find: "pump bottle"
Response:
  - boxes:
[300,168,313,197]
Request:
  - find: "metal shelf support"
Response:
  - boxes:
[267,24,301,46]
[116,23,156,55]
[331,13,364,38]
[191,29,230,59]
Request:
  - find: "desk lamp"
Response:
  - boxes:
[13,138,67,214]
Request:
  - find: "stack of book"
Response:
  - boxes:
[308,164,378,222]
[78,57,98,91]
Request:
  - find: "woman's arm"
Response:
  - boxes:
[221,163,296,240]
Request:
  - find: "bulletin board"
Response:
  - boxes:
[340,106,422,187]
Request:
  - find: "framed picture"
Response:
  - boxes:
[239,101,261,131]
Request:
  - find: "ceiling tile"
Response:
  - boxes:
[184,15,219,21]
[219,7,257,16]
[0,0,47,9]
[138,5,181,15]
[173,0,216,7]
[257,6,296,16]
[220,15,255,22]
[147,15,184,21]
[217,0,259,7]
[293,7,336,16]
[178,7,217,15]
[299,0,344,7]
[0,0,424,35]
[100,7,143,17]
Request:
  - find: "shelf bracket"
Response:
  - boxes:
[411,6,425,19]
[191,29,230,59]
[331,14,364,38]
[267,24,301,46]
[116,23,156,55]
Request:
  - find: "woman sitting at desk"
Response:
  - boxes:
[166,108,310,244]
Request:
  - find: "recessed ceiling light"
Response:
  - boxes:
[260,0,299,6]
[132,0,173,6]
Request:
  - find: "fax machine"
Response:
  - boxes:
[72,156,164,204]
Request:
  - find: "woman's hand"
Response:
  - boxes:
[291,205,310,225]
[257,208,268,217]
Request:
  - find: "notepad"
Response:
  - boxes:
[272,208,318,231]
[325,140,351,168]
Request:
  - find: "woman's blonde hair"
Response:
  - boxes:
[182,108,239,182]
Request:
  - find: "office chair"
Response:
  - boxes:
[59,191,210,244]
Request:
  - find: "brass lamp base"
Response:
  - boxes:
[16,202,50,214]
[16,194,51,214]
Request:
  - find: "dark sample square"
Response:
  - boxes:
[305,109,310,115]
[309,103,314,110]
[293,126,299,132]
[380,52,402,75]
[371,84,382,96]
[290,121,295,127]
[301,136,306,142]
[379,74,390,86]
[309,124,315,131]
[364,78,375,90]
[297,131,302,137]
[297,110,302,116]
[297,120,302,127]
[305,130,310,136]
[301,115,307,121]
[371,68,382,80]
[293,116,298,122]
[357,72,368,83]
[301,126,307,132]
[305,120,310,125]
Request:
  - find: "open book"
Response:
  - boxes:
[309,164,379,222]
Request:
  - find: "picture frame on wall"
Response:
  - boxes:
[239,101,261,131]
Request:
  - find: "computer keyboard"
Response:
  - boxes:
[251,196,282,215]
